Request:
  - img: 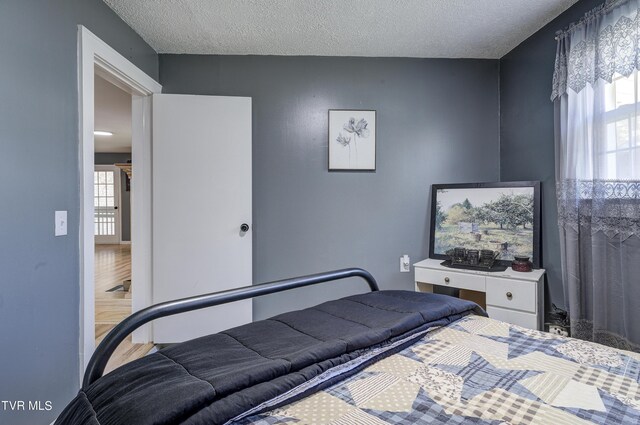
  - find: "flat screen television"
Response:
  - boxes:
[429,181,541,268]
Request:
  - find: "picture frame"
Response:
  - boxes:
[429,181,541,268]
[328,109,376,171]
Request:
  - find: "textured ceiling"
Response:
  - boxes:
[94,74,131,153]
[103,0,578,58]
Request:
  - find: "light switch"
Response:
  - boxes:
[55,211,67,236]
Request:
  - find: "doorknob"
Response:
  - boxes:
[240,223,250,232]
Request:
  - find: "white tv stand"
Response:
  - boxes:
[413,258,545,330]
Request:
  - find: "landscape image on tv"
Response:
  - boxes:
[433,186,535,261]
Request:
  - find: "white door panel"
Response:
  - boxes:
[152,94,252,343]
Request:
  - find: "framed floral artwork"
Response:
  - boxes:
[328,110,376,171]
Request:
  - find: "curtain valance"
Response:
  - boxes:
[552,0,640,101]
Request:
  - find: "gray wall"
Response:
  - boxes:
[0,1,157,423]
[499,0,602,308]
[159,55,500,320]
[95,153,132,242]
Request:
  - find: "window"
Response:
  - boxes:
[94,169,117,236]
[602,73,640,180]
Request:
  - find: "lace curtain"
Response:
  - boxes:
[553,0,640,351]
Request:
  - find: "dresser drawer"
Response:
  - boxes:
[414,267,485,292]
[486,277,536,313]
[486,306,538,330]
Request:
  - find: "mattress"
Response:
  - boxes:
[241,315,640,424]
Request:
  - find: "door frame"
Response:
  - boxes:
[78,26,162,382]
[94,165,122,244]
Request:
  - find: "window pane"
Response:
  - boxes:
[607,152,617,178]
[607,122,617,151]
[98,172,105,183]
[106,172,114,184]
[616,120,630,149]
[617,150,632,179]
[616,75,635,108]
[605,81,616,112]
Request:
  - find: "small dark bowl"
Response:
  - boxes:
[512,255,533,272]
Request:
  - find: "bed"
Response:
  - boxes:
[56,269,640,424]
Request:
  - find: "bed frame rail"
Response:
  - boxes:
[83,267,379,388]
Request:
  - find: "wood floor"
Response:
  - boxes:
[95,244,154,374]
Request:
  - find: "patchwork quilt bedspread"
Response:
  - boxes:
[240,315,640,424]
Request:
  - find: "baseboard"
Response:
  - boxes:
[120,240,132,245]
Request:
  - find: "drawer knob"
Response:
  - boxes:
[506,292,513,300]
[444,277,450,283]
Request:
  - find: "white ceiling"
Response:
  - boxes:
[103,0,578,59]
[94,73,131,153]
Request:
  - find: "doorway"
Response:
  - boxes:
[78,26,162,382]
[93,75,153,373]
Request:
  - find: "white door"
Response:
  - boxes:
[94,165,121,244]
[152,94,252,343]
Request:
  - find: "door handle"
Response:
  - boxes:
[240,223,250,232]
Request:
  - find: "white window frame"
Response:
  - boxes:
[94,165,122,244]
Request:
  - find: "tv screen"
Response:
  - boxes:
[429,181,541,267]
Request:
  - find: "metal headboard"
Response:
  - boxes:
[83,268,379,388]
